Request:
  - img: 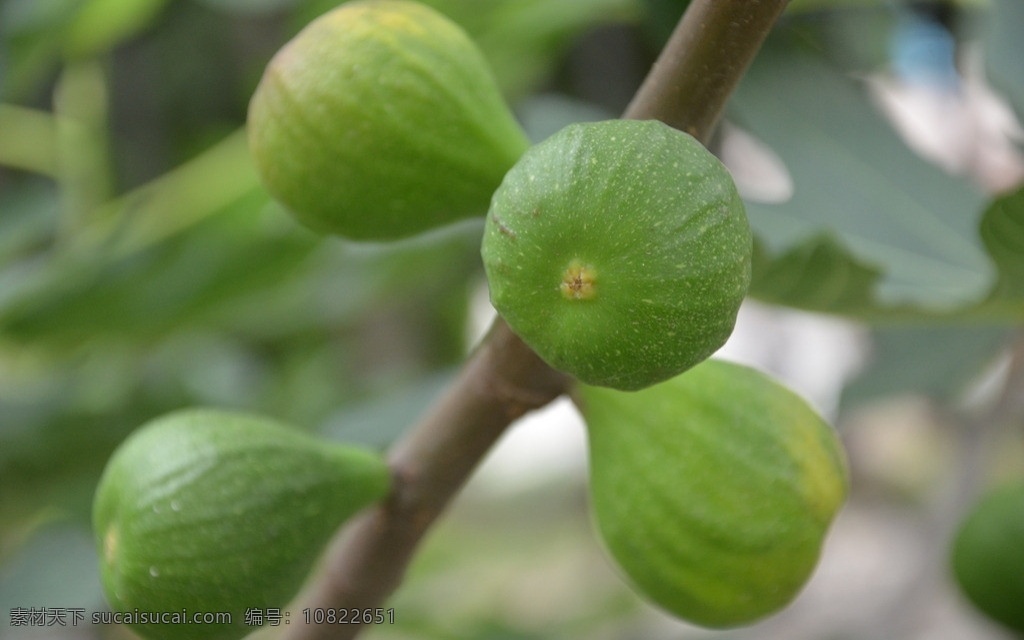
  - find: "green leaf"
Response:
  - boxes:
[750,234,882,312]
[194,0,297,14]
[842,325,1011,405]
[63,0,169,59]
[470,0,639,97]
[983,0,1024,122]
[80,128,259,259]
[732,38,994,315]
[0,104,59,175]
[0,181,60,265]
[0,523,102,610]
[0,195,317,346]
[979,184,1024,299]
[320,370,456,449]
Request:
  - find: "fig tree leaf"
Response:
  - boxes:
[983,0,1024,123]
[731,39,993,315]
[0,523,102,610]
[750,234,882,313]
[62,0,169,59]
[841,325,1011,406]
[0,105,59,176]
[0,192,316,346]
[320,370,455,449]
[979,184,1024,299]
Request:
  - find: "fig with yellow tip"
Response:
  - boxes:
[248,0,529,240]
[576,359,848,627]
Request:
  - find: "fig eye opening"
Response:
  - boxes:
[560,260,597,300]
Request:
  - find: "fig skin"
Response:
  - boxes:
[92,409,390,640]
[247,0,529,241]
[481,119,752,391]
[576,359,848,627]
[951,481,1024,633]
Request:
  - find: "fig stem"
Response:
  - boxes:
[283,2,787,638]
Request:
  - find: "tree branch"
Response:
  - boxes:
[624,0,789,144]
[283,1,788,638]
[285,321,568,640]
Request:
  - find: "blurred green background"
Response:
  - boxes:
[2,0,1024,638]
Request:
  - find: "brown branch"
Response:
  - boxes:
[624,0,789,144]
[285,321,568,640]
[283,1,788,638]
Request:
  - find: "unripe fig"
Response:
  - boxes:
[951,481,1024,633]
[481,119,751,391]
[93,409,390,640]
[576,359,847,627]
[248,0,529,240]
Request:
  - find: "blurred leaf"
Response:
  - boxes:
[0,105,59,175]
[750,234,883,312]
[638,0,690,47]
[0,522,103,610]
[53,61,115,230]
[983,0,1024,122]
[0,0,75,98]
[195,0,299,14]
[732,38,994,316]
[469,0,639,98]
[81,128,259,259]
[0,181,59,266]
[320,370,456,449]
[786,0,984,11]
[0,390,148,528]
[63,0,170,59]
[516,93,616,144]
[979,184,1024,299]
[0,194,316,347]
[842,325,1010,405]
[0,0,169,98]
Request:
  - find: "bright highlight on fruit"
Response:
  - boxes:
[93,409,390,640]
[248,0,529,240]
[576,360,848,627]
[481,119,752,391]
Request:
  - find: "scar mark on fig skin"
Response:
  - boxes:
[491,214,516,239]
[560,260,597,300]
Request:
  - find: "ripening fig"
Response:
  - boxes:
[93,409,390,640]
[576,359,848,627]
[248,0,529,240]
[481,119,751,391]
[951,481,1024,633]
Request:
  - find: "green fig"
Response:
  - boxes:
[951,481,1024,633]
[576,359,847,627]
[247,0,529,240]
[93,409,390,640]
[481,119,751,391]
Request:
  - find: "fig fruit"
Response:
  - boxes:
[951,481,1024,633]
[576,359,847,627]
[481,119,751,391]
[93,409,390,640]
[248,0,529,240]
